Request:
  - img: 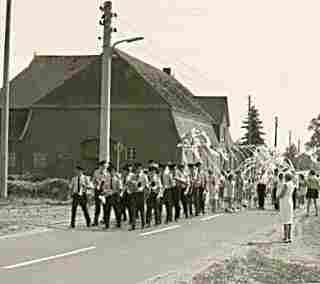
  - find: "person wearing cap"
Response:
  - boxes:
[157,163,166,223]
[69,166,91,228]
[97,163,114,229]
[175,164,190,219]
[188,163,197,217]
[121,164,134,227]
[102,164,122,229]
[134,163,149,230]
[162,163,174,224]
[92,160,108,226]
[146,164,163,227]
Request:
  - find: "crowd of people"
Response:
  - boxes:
[69,159,319,242]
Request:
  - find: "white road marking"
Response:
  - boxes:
[138,270,179,283]
[140,225,181,237]
[200,214,223,221]
[0,228,53,240]
[2,246,96,270]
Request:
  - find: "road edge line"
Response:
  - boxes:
[140,225,181,237]
[200,214,223,221]
[2,246,96,269]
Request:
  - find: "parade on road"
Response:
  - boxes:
[70,158,319,243]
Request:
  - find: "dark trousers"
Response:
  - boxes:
[293,188,297,210]
[130,191,145,229]
[121,191,132,223]
[257,184,266,209]
[103,193,121,229]
[181,187,189,218]
[146,191,160,225]
[187,190,194,217]
[163,188,173,223]
[172,187,181,221]
[272,187,279,210]
[71,193,91,228]
[157,197,164,224]
[93,190,103,225]
[199,187,205,214]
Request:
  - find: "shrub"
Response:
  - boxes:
[8,179,70,201]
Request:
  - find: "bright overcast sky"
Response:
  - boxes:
[0,0,319,152]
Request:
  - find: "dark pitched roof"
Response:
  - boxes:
[1,50,215,125]
[115,49,215,123]
[0,55,97,108]
[195,96,231,126]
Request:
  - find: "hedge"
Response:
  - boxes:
[8,179,70,201]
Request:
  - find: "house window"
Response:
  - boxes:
[9,152,16,168]
[127,147,136,161]
[33,153,48,169]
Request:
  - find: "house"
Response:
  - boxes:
[0,49,229,177]
[195,96,236,168]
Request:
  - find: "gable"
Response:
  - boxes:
[0,55,97,108]
[195,96,230,126]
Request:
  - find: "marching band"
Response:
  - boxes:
[69,160,251,230]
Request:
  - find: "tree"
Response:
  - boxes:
[305,114,320,161]
[240,104,265,146]
[283,143,298,168]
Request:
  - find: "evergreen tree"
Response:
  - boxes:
[241,105,265,145]
[305,113,320,161]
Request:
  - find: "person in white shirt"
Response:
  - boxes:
[123,164,137,230]
[133,163,149,230]
[92,160,108,226]
[69,166,91,228]
[162,163,174,224]
[146,163,163,227]
[102,164,122,229]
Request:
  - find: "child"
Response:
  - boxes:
[207,169,218,213]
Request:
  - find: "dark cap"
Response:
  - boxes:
[135,162,143,168]
[159,163,165,169]
[178,164,185,169]
[107,163,115,170]
[188,163,194,168]
[195,162,202,167]
[98,160,107,166]
[168,162,176,169]
[76,165,84,171]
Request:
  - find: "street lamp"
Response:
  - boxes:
[112,37,144,49]
[99,34,144,163]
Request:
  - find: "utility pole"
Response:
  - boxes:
[1,0,13,199]
[99,1,117,163]
[248,95,252,145]
[274,116,278,149]
[289,130,292,148]
[298,138,301,153]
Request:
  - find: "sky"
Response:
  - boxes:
[0,0,319,152]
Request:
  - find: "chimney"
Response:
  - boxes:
[163,67,171,75]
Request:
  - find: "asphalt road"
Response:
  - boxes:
[0,208,280,284]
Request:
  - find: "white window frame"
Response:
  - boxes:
[33,152,48,169]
